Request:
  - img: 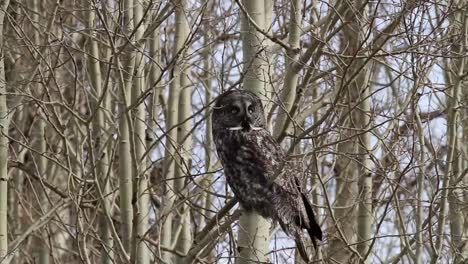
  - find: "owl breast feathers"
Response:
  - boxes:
[211,90,322,260]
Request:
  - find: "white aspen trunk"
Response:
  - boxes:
[199,83,213,232]
[240,0,269,102]
[174,52,193,262]
[262,0,274,113]
[7,116,24,264]
[460,56,468,262]
[6,47,22,264]
[432,53,463,263]
[329,1,370,262]
[148,10,161,136]
[442,3,468,262]
[190,10,216,260]
[0,0,10,260]
[272,0,302,138]
[461,16,468,256]
[356,69,373,262]
[198,5,214,232]
[302,83,323,264]
[33,111,48,264]
[87,3,114,263]
[414,93,425,264]
[131,1,150,263]
[460,106,468,261]
[237,1,270,263]
[147,6,161,263]
[146,14,165,261]
[161,1,188,262]
[119,0,135,253]
[31,0,49,262]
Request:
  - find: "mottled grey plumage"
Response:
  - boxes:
[211,90,322,261]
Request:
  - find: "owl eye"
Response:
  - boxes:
[248,105,255,114]
[230,106,240,115]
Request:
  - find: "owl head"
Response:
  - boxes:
[212,90,267,132]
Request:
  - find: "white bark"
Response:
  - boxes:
[119,0,136,253]
[161,1,189,262]
[0,0,10,259]
[440,2,468,262]
[131,1,150,263]
[236,1,271,263]
[329,1,372,262]
[273,0,302,138]
[174,57,193,262]
[414,93,425,264]
[356,69,373,262]
[87,3,114,263]
[31,0,49,262]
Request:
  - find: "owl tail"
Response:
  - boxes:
[294,231,311,263]
[301,193,323,249]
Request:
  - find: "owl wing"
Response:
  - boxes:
[257,133,307,220]
[234,130,287,184]
[272,167,307,223]
[250,131,322,243]
[272,162,323,246]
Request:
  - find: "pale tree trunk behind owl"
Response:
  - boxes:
[173,14,194,263]
[328,1,372,262]
[328,1,422,262]
[458,3,468,261]
[439,1,468,263]
[195,5,217,260]
[118,0,136,254]
[131,1,150,263]
[0,0,9,261]
[172,66,193,264]
[236,0,271,263]
[272,0,302,139]
[198,0,215,238]
[354,6,373,261]
[161,0,189,263]
[86,3,115,263]
[148,4,162,149]
[447,2,468,262]
[31,0,50,262]
[147,4,162,261]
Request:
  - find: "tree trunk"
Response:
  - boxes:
[273,0,302,139]
[328,1,371,263]
[173,34,193,263]
[0,0,10,260]
[161,1,189,262]
[86,3,114,263]
[31,0,50,262]
[118,0,136,253]
[443,2,468,262]
[131,1,150,263]
[236,1,271,263]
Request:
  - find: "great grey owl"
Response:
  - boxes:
[211,89,322,261]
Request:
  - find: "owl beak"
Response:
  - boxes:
[240,115,251,130]
[242,116,262,131]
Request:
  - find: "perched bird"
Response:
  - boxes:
[211,89,322,262]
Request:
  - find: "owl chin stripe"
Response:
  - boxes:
[227,126,262,131]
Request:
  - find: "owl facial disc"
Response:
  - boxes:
[212,90,267,133]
